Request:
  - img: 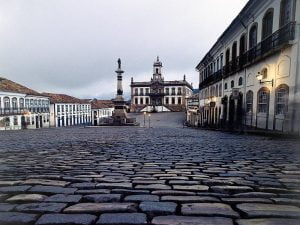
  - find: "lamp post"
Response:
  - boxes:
[148,113,151,128]
[256,72,274,87]
[143,111,146,127]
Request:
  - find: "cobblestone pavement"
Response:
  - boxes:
[1,116,300,225]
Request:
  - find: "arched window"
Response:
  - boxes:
[258,87,270,113]
[275,84,289,115]
[249,24,258,49]
[12,97,17,109]
[231,80,234,88]
[238,77,243,86]
[19,98,24,109]
[239,34,247,56]
[246,91,253,113]
[4,97,10,110]
[261,68,268,79]
[224,83,228,90]
[219,83,222,97]
[225,49,230,65]
[280,0,292,27]
[232,42,237,61]
[262,9,274,39]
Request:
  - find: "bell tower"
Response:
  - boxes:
[153,56,163,81]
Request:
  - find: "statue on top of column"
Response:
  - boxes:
[118,58,121,69]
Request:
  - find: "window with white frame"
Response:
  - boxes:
[275,84,289,115]
[258,88,270,113]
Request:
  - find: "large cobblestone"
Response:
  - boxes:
[0,117,300,224]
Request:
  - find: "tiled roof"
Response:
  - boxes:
[90,99,114,109]
[0,77,42,96]
[42,92,85,104]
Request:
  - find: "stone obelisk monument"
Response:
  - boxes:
[112,58,128,125]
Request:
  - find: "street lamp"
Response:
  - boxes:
[143,111,146,127]
[256,72,274,87]
[148,113,151,128]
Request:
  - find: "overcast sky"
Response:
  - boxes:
[0,0,248,100]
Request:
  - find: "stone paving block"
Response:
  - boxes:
[234,192,277,198]
[161,195,219,203]
[151,215,234,225]
[271,198,300,206]
[139,201,177,215]
[45,194,82,203]
[132,180,165,184]
[96,183,132,189]
[168,180,200,185]
[111,189,150,195]
[0,212,39,225]
[172,185,209,191]
[0,185,31,193]
[236,218,300,225]
[97,213,147,224]
[36,213,97,225]
[210,185,253,194]
[124,194,159,202]
[16,202,67,213]
[135,184,171,190]
[0,181,22,186]
[181,203,239,218]
[63,176,93,182]
[6,194,47,202]
[64,203,137,213]
[76,189,111,194]
[236,203,300,218]
[23,179,70,187]
[27,175,61,180]
[152,190,196,196]
[0,203,17,211]
[83,194,121,202]
[70,182,96,189]
[221,198,273,204]
[30,185,77,194]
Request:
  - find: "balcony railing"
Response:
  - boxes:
[0,107,50,116]
[147,92,166,96]
[199,22,296,89]
[0,108,28,116]
[199,69,223,89]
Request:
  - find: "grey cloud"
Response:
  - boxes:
[0,0,248,99]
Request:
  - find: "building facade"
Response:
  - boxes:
[131,57,193,112]
[186,93,200,127]
[43,93,91,127]
[195,0,300,132]
[0,77,50,130]
[90,99,114,126]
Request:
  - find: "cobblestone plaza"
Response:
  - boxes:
[0,113,300,225]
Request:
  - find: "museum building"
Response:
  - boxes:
[130,57,193,112]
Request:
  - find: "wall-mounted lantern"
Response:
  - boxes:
[256,72,274,87]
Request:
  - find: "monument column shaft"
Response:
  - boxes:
[117,74,123,96]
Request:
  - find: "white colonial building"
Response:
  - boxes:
[131,57,193,112]
[43,93,91,127]
[0,77,50,130]
[195,0,300,133]
[90,99,114,126]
